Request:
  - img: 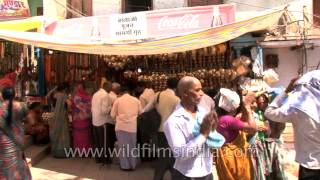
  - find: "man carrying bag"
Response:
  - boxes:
[142,77,180,180]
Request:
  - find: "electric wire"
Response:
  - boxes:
[53,0,86,17]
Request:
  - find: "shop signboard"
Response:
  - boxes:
[45,4,235,41]
[109,12,147,41]
[0,0,30,19]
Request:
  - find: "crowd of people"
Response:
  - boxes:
[0,69,319,180]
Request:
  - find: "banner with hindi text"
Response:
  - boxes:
[0,0,30,19]
[45,4,236,42]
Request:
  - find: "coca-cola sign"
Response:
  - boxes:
[157,14,200,30]
[147,4,235,38]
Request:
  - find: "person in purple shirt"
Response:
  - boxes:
[214,88,258,180]
[217,115,247,143]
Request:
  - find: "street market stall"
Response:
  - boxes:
[0,4,285,92]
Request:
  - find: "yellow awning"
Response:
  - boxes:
[0,16,44,32]
[0,9,283,55]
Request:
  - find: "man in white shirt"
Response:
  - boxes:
[143,78,180,132]
[138,81,155,109]
[110,82,120,100]
[143,77,180,180]
[91,81,113,164]
[105,81,117,164]
[164,76,216,180]
[265,70,320,180]
[107,83,120,148]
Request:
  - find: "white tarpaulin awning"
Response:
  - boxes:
[0,8,284,55]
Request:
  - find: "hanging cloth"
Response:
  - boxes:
[251,46,263,76]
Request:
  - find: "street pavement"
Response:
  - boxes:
[30,124,298,180]
[31,157,220,180]
[32,157,162,180]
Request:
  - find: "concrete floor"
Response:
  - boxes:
[30,124,298,180]
[30,152,295,180]
[31,157,220,180]
[32,157,163,180]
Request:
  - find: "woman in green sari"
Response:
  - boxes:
[248,96,271,180]
[257,94,287,180]
[49,83,72,158]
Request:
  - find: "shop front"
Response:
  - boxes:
[0,4,285,97]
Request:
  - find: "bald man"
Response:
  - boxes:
[163,76,215,180]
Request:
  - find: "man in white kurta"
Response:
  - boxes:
[265,70,320,179]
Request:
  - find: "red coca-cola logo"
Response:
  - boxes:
[157,14,200,30]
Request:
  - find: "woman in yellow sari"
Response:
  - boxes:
[214,89,258,180]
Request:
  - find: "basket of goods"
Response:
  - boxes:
[262,69,279,86]
[231,56,251,76]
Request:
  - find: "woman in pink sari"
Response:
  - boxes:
[71,83,93,151]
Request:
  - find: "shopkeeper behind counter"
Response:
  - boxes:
[24,102,49,144]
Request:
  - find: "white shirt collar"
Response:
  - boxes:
[174,103,206,121]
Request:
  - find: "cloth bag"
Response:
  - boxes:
[218,88,240,113]
[138,93,161,137]
[192,117,225,148]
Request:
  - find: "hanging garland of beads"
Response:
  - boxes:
[102,43,238,91]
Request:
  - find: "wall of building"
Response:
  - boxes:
[264,48,299,87]
[92,0,188,15]
[225,0,313,22]
[153,0,187,10]
[93,0,121,15]
[307,48,320,70]
[43,0,67,19]
[264,47,319,87]
[28,0,43,16]
[224,0,295,12]
[231,0,316,86]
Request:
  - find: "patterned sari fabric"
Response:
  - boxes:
[248,114,271,180]
[0,102,32,180]
[265,138,288,180]
[249,113,287,180]
[216,131,253,180]
[71,87,92,151]
[249,137,271,180]
[248,134,287,180]
[49,93,71,158]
